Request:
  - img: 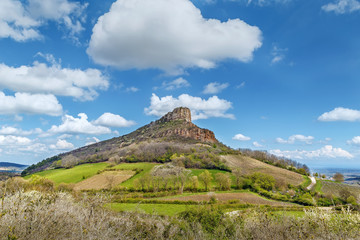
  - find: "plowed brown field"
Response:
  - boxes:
[74,170,135,190]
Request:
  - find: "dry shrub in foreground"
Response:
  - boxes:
[1,177,360,240]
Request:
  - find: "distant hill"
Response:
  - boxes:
[0,162,28,172]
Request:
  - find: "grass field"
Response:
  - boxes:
[321,181,360,200]
[24,163,109,184]
[108,203,194,216]
[112,162,159,187]
[313,179,323,193]
[160,191,295,206]
[221,155,304,186]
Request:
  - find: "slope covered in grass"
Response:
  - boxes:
[221,155,304,186]
[24,163,109,184]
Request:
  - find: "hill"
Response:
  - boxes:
[22,107,308,189]
[0,162,28,172]
[22,107,233,176]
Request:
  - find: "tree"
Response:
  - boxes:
[190,176,199,191]
[333,172,344,182]
[215,173,231,190]
[178,169,191,194]
[250,172,275,191]
[199,170,213,191]
[232,168,242,189]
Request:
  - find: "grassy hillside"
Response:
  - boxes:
[321,180,360,200]
[221,155,304,186]
[24,163,109,184]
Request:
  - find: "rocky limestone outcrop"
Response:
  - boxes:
[156,107,192,123]
[155,107,217,143]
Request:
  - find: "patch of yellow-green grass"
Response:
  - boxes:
[301,176,311,188]
[313,180,323,193]
[107,203,195,216]
[190,169,234,189]
[112,163,159,187]
[24,163,109,184]
[272,211,306,218]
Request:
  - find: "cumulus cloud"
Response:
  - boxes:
[145,93,234,120]
[322,0,360,14]
[253,141,263,147]
[50,139,74,150]
[276,135,314,144]
[161,78,190,90]
[0,126,42,136]
[0,58,109,101]
[85,137,100,146]
[49,113,112,135]
[318,107,360,122]
[244,0,292,6]
[87,0,262,74]
[0,92,62,116]
[232,134,251,141]
[203,82,229,94]
[270,145,353,159]
[0,135,32,145]
[347,136,360,146]
[94,113,136,128]
[0,0,87,42]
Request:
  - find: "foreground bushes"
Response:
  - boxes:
[1,186,360,239]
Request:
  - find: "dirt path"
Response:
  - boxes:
[307,176,316,190]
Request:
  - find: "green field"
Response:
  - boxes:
[25,163,109,184]
[113,162,159,187]
[108,203,195,216]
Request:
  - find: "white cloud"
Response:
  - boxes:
[50,139,74,150]
[253,141,263,147]
[87,0,262,74]
[276,135,314,144]
[270,145,353,159]
[347,136,360,146]
[0,58,109,101]
[232,134,251,141]
[49,113,112,135]
[0,0,87,42]
[271,45,287,64]
[145,93,234,120]
[322,0,360,14]
[0,92,62,116]
[0,126,42,136]
[85,137,100,146]
[318,107,360,122]
[244,0,292,6]
[0,135,32,145]
[94,113,136,128]
[161,78,190,90]
[203,82,229,94]
[236,82,246,89]
[126,87,139,92]
[17,143,48,153]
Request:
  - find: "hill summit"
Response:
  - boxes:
[23,107,221,175]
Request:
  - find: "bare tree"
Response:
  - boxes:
[333,172,344,182]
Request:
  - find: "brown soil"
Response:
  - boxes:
[221,155,304,186]
[164,192,294,206]
[74,170,134,190]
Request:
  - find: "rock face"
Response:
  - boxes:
[157,107,191,123]
[155,107,217,143]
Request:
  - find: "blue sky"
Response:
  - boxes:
[0,0,360,169]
